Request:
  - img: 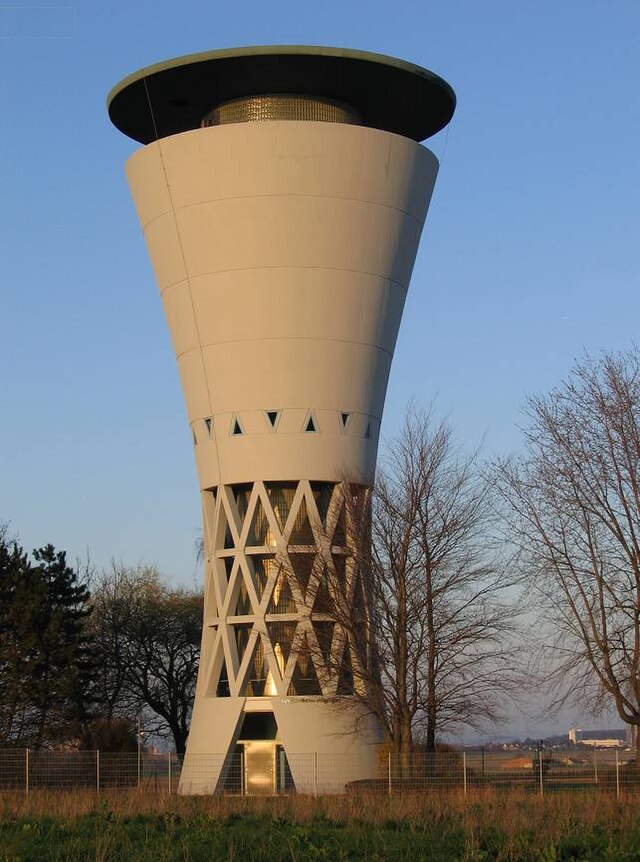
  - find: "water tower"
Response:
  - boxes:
[108,45,455,793]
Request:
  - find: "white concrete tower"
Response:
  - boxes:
[108,46,455,794]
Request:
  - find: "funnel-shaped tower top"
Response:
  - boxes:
[108,45,455,144]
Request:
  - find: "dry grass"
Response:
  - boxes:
[0,787,635,830]
[0,788,638,860]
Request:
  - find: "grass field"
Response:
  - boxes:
[1,789,640,861]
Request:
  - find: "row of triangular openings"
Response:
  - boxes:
[218,413,373,438]
[230,411,316,435]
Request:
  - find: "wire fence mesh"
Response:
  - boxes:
[0,747,636,796]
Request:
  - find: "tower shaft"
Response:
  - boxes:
[109,45,455,794]
[127,121,437,792]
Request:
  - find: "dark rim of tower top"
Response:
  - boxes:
[107,45,456,144]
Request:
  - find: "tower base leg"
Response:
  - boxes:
[179,697,380,795]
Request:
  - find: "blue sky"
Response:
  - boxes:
[1,0,638,662]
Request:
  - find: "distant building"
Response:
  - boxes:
[568,728,627,748]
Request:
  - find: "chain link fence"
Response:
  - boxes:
[0,747,636,797]
[0,750,179,794]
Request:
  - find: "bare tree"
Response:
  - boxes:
[89,564,202,754]
[496,348,640,760]
[335,408,520,753]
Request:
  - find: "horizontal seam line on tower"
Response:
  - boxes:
[141,193,425,232]
[196,430,379,440]
[158,266,409,296]
[175,336,394,360]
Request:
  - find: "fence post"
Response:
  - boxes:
[313,752,318,798]
[538,749,544,797]
[25,748,29,796]
[616,750,620,800]
[594,749,598,785]
[168,753,172,795]
[388,751,392,796]
[96,750,100,795]
[463,751,467,798]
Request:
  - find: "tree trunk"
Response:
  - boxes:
[172,725,188,756]
[424,557,437,752]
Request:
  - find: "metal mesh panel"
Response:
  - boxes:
[0,749,27,790]
[202,94,361,127]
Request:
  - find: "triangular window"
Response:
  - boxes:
[364,421,371,440]
[216,656,231,697]
[288,635,322,696]
[304,413,317,433]
[337,643,354,695]
[332,553,347,590]
[266,621,297,670]
[332,505,347,547]
[232,484,251,522]
[222,506,235,549]
[312,621,335,665]
[231,574,252,617]
[312,567,333,615]
[288,497,314,545]
[352,573,366,618]
[242,637,268,697]
[265,410,280,430]
[223,556,234,584]
[249,555,275,602]
[288,553,315,596]
[248,498,274,546]
[266,483,295,530]
[311,482,332,527]
[341,412,350,429]
[218,559,234,611]
[231,416,244,436]
[233,622,253,666]
[205,417,212,436]
[267,568,296,614]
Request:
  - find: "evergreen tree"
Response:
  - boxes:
[29,545,93,746]
[0,534,94,747]
[0,531,32,744]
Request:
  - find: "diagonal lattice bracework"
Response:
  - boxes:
[200,481,370,701]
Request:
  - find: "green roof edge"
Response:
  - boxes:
[106,44,455,113]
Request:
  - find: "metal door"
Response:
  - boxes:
[243,741,275,795]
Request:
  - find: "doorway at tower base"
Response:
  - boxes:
[177,697,381,795]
